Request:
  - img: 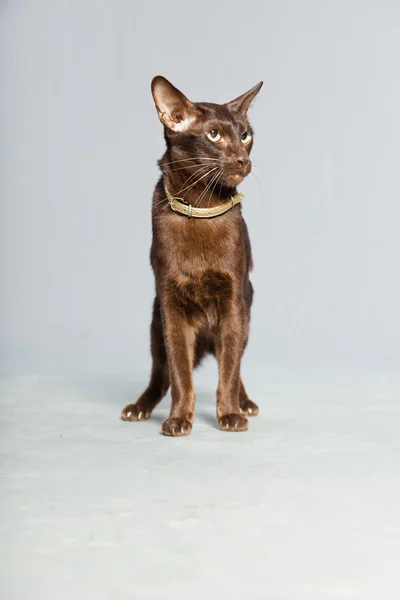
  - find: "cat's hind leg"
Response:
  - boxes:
[121,297,169,421]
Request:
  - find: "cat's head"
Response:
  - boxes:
[151,76,262,189]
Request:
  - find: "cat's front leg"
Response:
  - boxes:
[214,308,248,432]
[160,300,197,437]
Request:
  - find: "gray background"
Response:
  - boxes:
[1,0,400,376]
[2,4,400,599]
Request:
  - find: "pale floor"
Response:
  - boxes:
[1,367,399,599]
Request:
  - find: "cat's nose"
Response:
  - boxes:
[237,156,249,167]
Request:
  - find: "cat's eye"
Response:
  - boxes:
[241,132,252,144]
[207,129,222,142]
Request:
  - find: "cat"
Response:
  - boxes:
[121,76,263,436]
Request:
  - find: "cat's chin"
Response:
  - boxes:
[223,173,245,187]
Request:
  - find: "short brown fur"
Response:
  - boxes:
[121,76,262,435]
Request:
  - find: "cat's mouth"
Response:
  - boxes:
[221,165,251,188]
[223,173,244,186]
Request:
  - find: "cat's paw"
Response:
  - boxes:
[161,417,192,437]
[121,404,151,422]
[218,413,248,432]
[239,398,259,417]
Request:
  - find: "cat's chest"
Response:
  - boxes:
[159,211,242,273]
[151,211,246,323]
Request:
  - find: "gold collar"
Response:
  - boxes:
[165,187,244,218]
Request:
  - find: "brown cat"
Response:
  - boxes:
[121,76,263,436]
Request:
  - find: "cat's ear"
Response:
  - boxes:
[151,76,197,132]
[226,81,263,114]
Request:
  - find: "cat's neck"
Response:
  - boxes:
[159,156,238,209]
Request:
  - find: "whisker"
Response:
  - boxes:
[171,165,217,198]
[207,170,222,209]
[179,171,217,205]
[192,180,214,209]
[177,167,218,197]
[172,163,213,186]
[217,174,223,203]
[193,169,221,208]
[250,169,266,206]
[153,195,169,208]
[153,166,218,208]
[159,157,219,167]
[251,161,269,174]
[168,162,220,173]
